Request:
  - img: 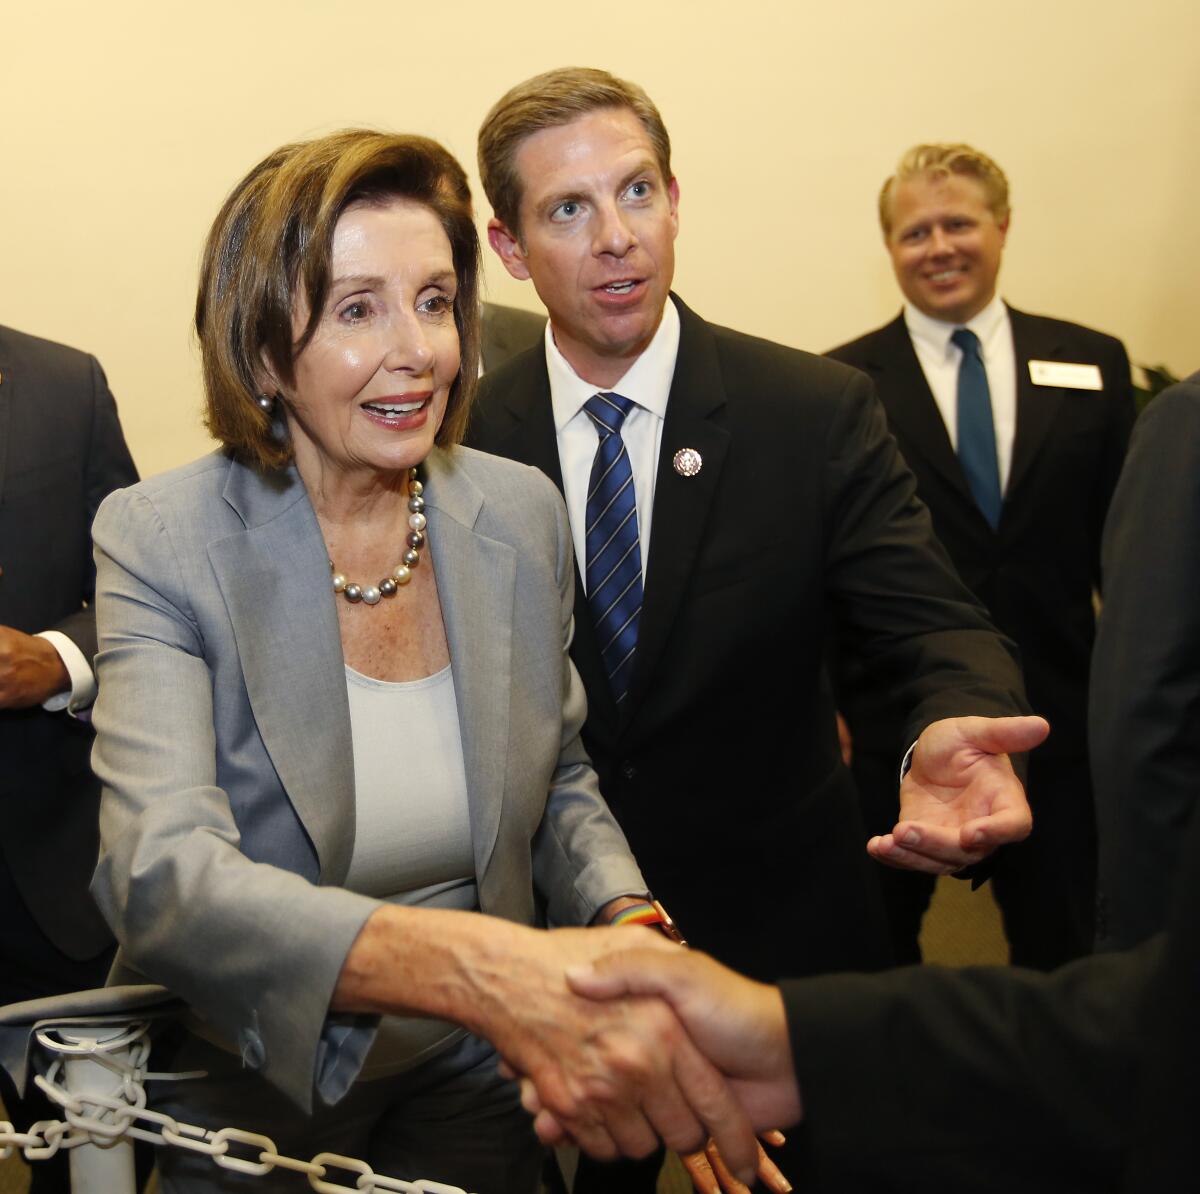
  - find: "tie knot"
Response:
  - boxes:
[951,327,982,358]
[584,391,635,436]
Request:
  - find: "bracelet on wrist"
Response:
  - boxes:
[611,898,687,946]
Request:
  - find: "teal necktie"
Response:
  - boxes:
[952,327,1002,529]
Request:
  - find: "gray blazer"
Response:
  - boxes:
[89,444,644,1111]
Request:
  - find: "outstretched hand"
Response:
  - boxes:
[869,714,1049,874]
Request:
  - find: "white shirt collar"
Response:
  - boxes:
[545,297,680,430]
[904,293,1008,361]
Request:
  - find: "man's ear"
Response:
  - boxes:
[488,218,531,281]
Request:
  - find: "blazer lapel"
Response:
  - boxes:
[480,354,616,730]
[206,461,357,883]
[866,316,976,506]
[1007,306,1067,498]
[486,354,565,491]
[422,450,515,886]
[624,297,731,718]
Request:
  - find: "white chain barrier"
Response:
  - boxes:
[0,1019,473,1193]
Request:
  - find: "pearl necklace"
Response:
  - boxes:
[330,468,427,606]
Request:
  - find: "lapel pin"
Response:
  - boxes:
[672,447,702,477]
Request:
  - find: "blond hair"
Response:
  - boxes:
[879,143,1010,235]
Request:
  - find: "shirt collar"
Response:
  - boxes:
[545,297,681,432]
[903,293,1008,360]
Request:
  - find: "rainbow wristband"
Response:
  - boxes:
[611,902,665,928]
[611,899,687,945]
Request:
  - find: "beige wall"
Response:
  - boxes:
[1,0,1196,476]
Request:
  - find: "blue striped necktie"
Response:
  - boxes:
[951,327,1002,529]
[583,392,643,705]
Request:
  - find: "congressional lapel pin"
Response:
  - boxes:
[1028,360,1103,391]
[672,447,703,477]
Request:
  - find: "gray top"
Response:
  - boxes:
[344,663,476,903]
[344,663,476,1075]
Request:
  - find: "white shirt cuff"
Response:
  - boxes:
[899,741,917,781]
[35,630,96,714]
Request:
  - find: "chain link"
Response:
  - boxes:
[0,1022,474,1193]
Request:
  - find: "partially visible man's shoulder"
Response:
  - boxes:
[825,320,899,366]
[474,344,542,401]
[1138,371,1200,431]
[467,345,545,451]
[1009,308,1128,357]
[707,318,866,394]
[0,322,100,381]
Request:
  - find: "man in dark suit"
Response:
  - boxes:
[481,301,546,372]
[829,144,1135,968]
[467,66,1044,1191]
[0,323,137,1191]
[1091,372,1200,950]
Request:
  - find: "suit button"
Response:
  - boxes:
[620,761,637,780]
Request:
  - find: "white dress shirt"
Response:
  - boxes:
[36,630,94,713]
[904,295,1018,493]
[545,300,680,591]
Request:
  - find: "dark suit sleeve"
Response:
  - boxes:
[822,369,1027,746]
[50,354,138,659]
[1091,338,1137,589]
[1091,377,1200,949]
[780,941,1152,1192]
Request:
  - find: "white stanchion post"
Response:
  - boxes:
[57,1027,137,1194]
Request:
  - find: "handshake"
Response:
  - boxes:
[474,924,800,1193]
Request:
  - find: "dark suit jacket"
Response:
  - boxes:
[1091,372,1200,949]
[0,324,137,959]
[467,295,1026,980]
[781,784,1200,1193]
[480,302,546,373]
[829,309,1134,758]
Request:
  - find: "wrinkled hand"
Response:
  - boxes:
[473,925,760,1185]
[563,948,801,1136]
[869,715,1049,874]
[0,625,70,709]
[680,1130,790,1194]
[334,908,759,1183]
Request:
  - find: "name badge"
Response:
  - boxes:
[1028,360,1104,390]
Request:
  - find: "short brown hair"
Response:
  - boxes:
[879,143,1010,236]
[196,129,480,470]
[478,67,672,237]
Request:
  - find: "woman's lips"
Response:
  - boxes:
[360,394,431,426]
